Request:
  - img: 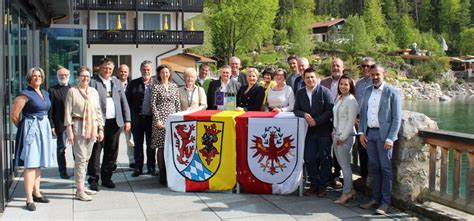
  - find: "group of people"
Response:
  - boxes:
[11,55,401,215]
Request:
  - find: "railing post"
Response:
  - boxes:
[440,147,448,195]
[468,153,474,205]
[453,150,461,201]
[429,144,437,192]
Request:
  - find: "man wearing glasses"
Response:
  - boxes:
[354,57,376,189]
[48,67,72,179]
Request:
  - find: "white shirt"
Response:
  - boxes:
[98,75,116,119]
[266,85,295,112]
[306,86,316,107]
[367,83,384,129]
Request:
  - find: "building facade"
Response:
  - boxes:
[0,0,203,212]
[75,0,204,78]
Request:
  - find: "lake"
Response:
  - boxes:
[403,95,474,134]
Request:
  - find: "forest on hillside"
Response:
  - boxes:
[189,0,474,67]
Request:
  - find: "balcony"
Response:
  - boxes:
[75,0,204,12]
[87,30,204,45]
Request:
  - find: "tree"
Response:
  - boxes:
[205,0,278,64]
[364,0,395,51]
[275,0,315,57]
[460,28,474,55]
[343,15,372,55]
[395,15,421,49]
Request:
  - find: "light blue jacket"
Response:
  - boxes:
[358,83,402,142]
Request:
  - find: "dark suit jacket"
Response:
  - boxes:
[207,79,239,110]
[293,84,334,136]
[48,84,72,133]
[293,76,306,94]
[90,75,131,127]
[236,84,265,111]
[320,76,333,90]
[126,77,158,119]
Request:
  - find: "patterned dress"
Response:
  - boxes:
[14,86,54,168]
[151,82,180,149]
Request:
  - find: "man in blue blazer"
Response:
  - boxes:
[88,57,131,191]
[359,64,402,215]
[294,67,334,197]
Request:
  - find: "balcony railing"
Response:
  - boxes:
[87,30,204,45]
[76,0,203,12]
[418,129,474,214]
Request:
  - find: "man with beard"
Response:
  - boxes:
[126,60,158,177]
[48,67,72,179]
[353,57,376,189]
[359,64,401,215]
[320,57,345,188]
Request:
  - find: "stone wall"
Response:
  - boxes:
[392,110,438,202]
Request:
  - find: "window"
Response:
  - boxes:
[97,12,126,30]
[143,13,171,30]
[143,14,160,30]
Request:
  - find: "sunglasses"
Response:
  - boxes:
[360,64,371,68]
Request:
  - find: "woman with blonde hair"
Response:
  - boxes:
[179,67,207,111]
[236,67,265,111]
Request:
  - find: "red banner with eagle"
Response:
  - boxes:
[236,112,307,194]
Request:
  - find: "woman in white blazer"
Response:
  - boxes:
[179,67,207,111]
[332,75,358,204]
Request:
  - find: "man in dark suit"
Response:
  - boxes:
[207,65,239,110]
[285,55,299,91]
[87,57,131,190]
[229,56,247,90]
[359,64,402,215]
[126,60,158,177]
[294,67,334,197]
[48,67,72,179]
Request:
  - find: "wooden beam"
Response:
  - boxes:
[440,147,448,195]
[453,150,461,201]
[429,144,437,191]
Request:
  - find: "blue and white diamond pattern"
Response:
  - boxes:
[181,153,213,181]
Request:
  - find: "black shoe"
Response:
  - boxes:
[25,202,36,211]
[59,172,70,179]
[102,180,116,189]
[32,193,50,203]
[148,168,157,176]
[112,164,118,172]
[129,163,135,169]
[131,170,142,177]
[89,181,100,191]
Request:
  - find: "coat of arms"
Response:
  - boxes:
[247,118,299,184]
[171,120,224,181]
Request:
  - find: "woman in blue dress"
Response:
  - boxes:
[11,67,54,211]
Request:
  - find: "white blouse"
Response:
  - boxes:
[266,85,295,112]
